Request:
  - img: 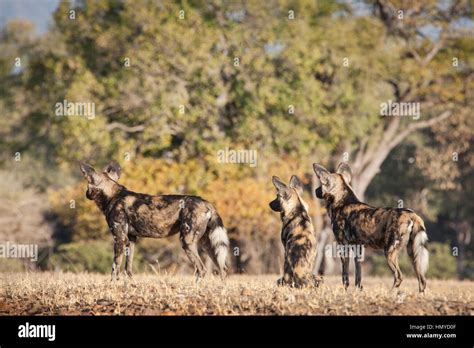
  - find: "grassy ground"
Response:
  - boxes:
[0,272,473,315]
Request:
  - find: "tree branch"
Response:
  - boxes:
[388,110,452,149]
[422,36,445,66]
[352,137,367,173]
[105,122,145,133]
[360,117,400,171]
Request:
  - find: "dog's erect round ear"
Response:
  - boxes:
[79,161,98,184]
[79,161,93,175]
[313,163,329,178]
[272,176,288,192]
[336,162,352,184]
[103,160,122,181]
[289,175,303,195]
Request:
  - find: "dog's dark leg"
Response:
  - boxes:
[277,258,293,286]
[354,253,363,289]
[111,238,125,281]
[199,236,224,279]
[385,244,403,289]
[341,255,350,289]
[184,242,206,279]
[180,230,207,280]
[125,239,135,278]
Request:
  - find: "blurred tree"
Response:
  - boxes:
[346,0,474,200]
[0,0,471,276]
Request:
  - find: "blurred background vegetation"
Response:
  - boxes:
[0,0,472,279]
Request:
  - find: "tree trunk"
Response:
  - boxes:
[453,220,471,280]
[350,111,451,200]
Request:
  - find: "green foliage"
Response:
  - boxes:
[464,258,474,281]
[426,242,458,280]
[49,240,117,273]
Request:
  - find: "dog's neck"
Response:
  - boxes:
[93,185,125,213]
[324,185,360,216]
[281,200,310,227]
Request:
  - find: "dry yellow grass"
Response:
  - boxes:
[0,272,473,315]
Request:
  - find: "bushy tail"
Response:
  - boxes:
[206,209,229,279]
[407,214,429,292]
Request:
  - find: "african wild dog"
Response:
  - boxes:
[313,162,429,292]
[269,175,322,288]
[79,160,229,280]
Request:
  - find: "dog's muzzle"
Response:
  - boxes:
[269,199,281,212]
[86,189,94,200]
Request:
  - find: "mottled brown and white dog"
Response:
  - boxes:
[313,162,428,292]
[270,175,321,288]
[79,160,229,280]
